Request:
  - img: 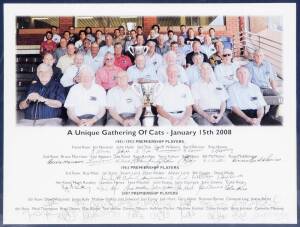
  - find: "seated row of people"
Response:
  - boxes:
[18,62,281,126]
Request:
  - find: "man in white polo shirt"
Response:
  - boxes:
[127,54,158,83]
[106,71,143,126]
[56,43,76,73]
[191,63,232,125]
[157,51,188,84]
[214,48,239,89]
[227,66,281,125]
[155,64,197,126]
[64,65,106,126]
[84,42,104,73]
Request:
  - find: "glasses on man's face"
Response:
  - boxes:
[105,58,113,61]
[223,54,231,57]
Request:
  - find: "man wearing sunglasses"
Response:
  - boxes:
[95,52,123,91]
[214,48,239,89]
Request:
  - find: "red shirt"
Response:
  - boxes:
[95,65,123,90]
[40,40,57,55]
[114,54,132,70]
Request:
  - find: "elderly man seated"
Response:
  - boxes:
[127,54,158,83]
[227,66,281,126]
[155,64,197,126]
[246,49,282,120]
[191,63,232,126]
[214,48,239,89]
[18,63,65,126]
[106,71,143,126]
[157,51,188,84]
[64,65,106,126]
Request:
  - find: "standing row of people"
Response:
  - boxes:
[19,24,282,126]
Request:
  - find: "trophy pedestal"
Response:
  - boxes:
[142,105,155,126]
[142,116,155,126]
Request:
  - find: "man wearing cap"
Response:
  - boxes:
[64,65,106,126]
[155,64,197,126]
[127,54,158,83]
[192,63,232,125]
[214,48,239,89]
[106,71,143,126]
[145,40,163,72]
[227,66,281,125]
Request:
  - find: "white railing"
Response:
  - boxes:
[233,31,282,78]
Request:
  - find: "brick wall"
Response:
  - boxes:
[59,17,73,35]
[17,16,242,46]
[143,17,158,35]
[250,17,268,33]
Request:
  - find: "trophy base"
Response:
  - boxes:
[142,116,155,127]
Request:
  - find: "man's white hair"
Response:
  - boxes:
[37,63,53,75]
[79,64,95,78]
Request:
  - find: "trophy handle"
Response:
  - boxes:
[128,46,134,56]
[131,82,143,98]
[143,46,149,55]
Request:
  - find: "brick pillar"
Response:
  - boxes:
[59,17,74,35]
[143,16,157,35]
[239,16,245,32]
[225,16,240,56]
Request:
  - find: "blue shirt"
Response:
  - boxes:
[246,60,275,89]
[22,78,65,120]
[155,45,169,56]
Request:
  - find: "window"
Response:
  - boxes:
[16,17,59,29]
[157,16,225,27]
[75,16,143,28]
[268,16,283,32]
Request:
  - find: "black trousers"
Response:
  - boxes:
[228,109,282,126]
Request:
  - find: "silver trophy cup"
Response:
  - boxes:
[128,45,149,56]
[132,82,163,126]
